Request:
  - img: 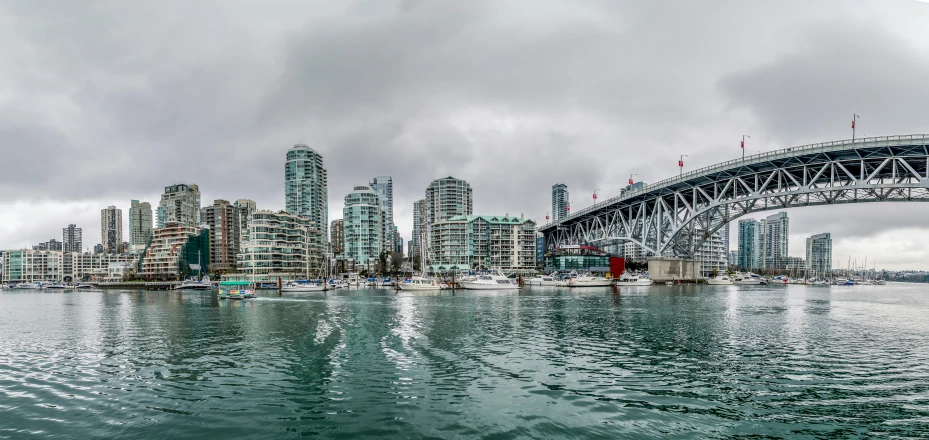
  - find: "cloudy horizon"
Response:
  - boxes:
[2,0,929,269]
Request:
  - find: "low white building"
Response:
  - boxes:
[429,215,536,272]
[2,250,137,283]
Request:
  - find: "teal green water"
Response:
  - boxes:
[1,284,928,439]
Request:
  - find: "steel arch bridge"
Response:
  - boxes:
[539,134,929,257]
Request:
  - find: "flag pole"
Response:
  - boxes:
[741,135,750,160]
[851,114,859,145]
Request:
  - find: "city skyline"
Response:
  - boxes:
[2,2,929,269]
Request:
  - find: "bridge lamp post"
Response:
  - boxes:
[678,155,688,177]
[593,188,601,206]
[852,114,860,145]
[741,135,750,160]
[628,174,638,186]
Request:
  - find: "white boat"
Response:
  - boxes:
[282,282,326,292]
[174,276,212,290]
[614,272,654,286]
[43,283,68,289]
[706,275,733,285]
[526,273,557,286]
[74,283,94,289]
[459,270,519,290]
[13,282,42,289]
[398,276,442,291]
[567,272,612,287]
[733,272,767,285]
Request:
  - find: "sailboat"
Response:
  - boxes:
[175,250,212,290]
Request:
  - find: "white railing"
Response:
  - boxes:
[541,134,929,230]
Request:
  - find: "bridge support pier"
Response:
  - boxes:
[648,257,701,282]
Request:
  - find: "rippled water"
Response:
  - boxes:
[2,284,929,438]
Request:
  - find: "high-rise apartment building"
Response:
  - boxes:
[424,177,472,253]
[806,233,832,274]
[100,206,123,254]
[285,144,328,245]
[158,184,201,228]
[62,224,82,253]
[128,200,153,252]
[763,212,789,269]
[330,219,345,257]
[343,185,384,267]
[233,199,257,251]
[370,176,395,251]
[552,184,569,221]
[33,239,63,251]
[201,199,237,271]
[737,219,762,269]
[137,223,210,280]
[411,199,425,259]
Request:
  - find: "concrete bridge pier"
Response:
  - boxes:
[648,257,701,282]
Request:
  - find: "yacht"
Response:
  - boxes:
[74,283,94,289]
[43,282,68,290]
[567,272,613,287]
[459,270,519,290]
[398,276,442,291]
[733,273,767,285]
[706,275,734,285]
[175,276,212,290]
[526,273,557,286]
[282,281,326,292]
[614,272,654,286]
[13,282,42,289]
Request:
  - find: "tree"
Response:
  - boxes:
[390,252,403,274]
[378,251,388,274]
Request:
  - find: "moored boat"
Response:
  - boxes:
[733,272,767,285]
[706,275,733,285]
[398,276,442,291]
[614,272,654,286]
[459,270,519,290]
[567,272,612,288]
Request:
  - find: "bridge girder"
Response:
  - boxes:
[542,137,929,257]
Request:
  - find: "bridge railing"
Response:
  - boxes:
[541,134,929,230]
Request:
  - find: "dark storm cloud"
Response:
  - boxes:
[1,0,929,267]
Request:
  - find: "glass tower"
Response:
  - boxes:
[552,184,569,221]
[285,144,328,245]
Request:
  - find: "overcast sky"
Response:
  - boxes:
[2,0,929,269]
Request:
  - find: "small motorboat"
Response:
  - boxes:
[74,283,94,289]
[733,273,767,285]
[706,275,734,285]
[526,273,557,286]
[614,272,654,286]
[43,282,68,289]
[459,270,519,290]
[282,281,326,292]
[398,276,442,291]
[174,276,212,290]
[13,282,42,289]
[567,272,612,288]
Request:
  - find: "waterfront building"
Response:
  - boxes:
[330,219,345,257]
[785,257,808,273]
[343,185,385,268]
[429,215,536,272]
[424,177,472,254]
[370,176,396,251]
[552,184,569,221]
[729,250,738,266]
[233,199,257,251]
[763,212,789,269]
[62,252,137,282]
[737,219,762,269]
[93,244,103,254]
[100,206,123,254]
[695,232,728,276]
[157,184,201,228]
[137,222,210,280]
[545,245,609,272]
[720,223,730,263]
[238,210,324,282]
[285,144,328,245]
[1,250,63,282]
[806,233,832,274]
[623,242,649,262]
[201,199,237,272]
[128,200,153,253]
[62,224,82,253]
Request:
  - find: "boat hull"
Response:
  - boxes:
[706,279,733,285]
[615,280,654,286]
[459,282,519,290]
[567,281,612,287]
[282,285,326,292]
[397,284,441,291]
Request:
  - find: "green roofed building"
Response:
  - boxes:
[429,214,537,273]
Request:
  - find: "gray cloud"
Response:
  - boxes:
[2,0,929,268]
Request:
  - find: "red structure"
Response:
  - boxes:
[609,257,625,278]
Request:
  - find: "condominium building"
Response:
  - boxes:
[285,144,328,245]
[552,183,569,221]
[1,250,63,282]
[623,242,649,262]
[33,239,63,251]
[806,233,832,274]
[129,200,153,252]
[137,222,209,280]
[238,210,324,281]
[411,199,425,259]
[93,244,103,254]
[737,219,762,269]
[201,199,237,271]
[343,185,385,267]
[330,219,345,257]
[158,184,201,228]
[100,205,123,254]
[62,224,82,253]
[424,177,472,253]
[62,252,137,282]
[763,212,789,269]
[234,199,257,250]
[370,176,395,251]
[695,232,728,276]
[429,215,537,272]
